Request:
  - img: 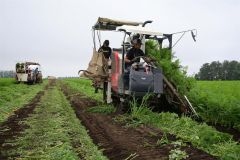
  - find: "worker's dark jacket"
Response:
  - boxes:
[98,46,112,59]
[125,48,144,68]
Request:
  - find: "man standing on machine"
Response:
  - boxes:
[98,40,112,59]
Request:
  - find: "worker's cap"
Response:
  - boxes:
[132,39,142,45]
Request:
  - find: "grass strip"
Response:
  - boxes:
[62,78,103,101]
[62,79,116,115]
[86,105,116,114]
[4,85,107,160]
[0,78,47,123]
[127,103,240,160]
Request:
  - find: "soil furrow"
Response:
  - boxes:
[61,83,216,160]
[0,88,46,159]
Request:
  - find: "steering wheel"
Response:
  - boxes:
[131,56,153,66]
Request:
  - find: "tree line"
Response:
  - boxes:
[195,60,240,80]
[0,71,15,78]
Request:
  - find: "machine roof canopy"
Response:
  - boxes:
[93,17,143,31]
[117,25,164,36]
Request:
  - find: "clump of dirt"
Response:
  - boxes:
[61,83,217,160]
[0,88,46,159]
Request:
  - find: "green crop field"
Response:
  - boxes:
[1,82,106,159]
[62,78,240,160]
[63,78,103,101]
[188,81,240,131]
[0,78,47,123]
[1,78,240,160]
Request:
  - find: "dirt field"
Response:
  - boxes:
[2,80,238,159]
[61,83,216,160]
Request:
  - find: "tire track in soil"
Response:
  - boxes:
[0,83,50,159]
[61,83,217,160]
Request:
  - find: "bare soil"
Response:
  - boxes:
[61,83,217,160]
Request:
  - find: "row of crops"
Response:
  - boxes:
[0,79,107,160]
[62,78,240,160]
[188,81,240,131]
[1,77,239,159]
[145,40,240,132]
[0,78,47,123]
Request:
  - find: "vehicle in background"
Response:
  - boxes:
[15,62,43,84]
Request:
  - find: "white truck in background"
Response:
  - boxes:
[15,62,43,84]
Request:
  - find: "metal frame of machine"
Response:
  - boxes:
[84,17,198,116]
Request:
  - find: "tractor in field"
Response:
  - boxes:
[80,17,198,116]
[15,62,43,84]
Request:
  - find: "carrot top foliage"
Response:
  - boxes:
[0,78,16,86]
[145,40,195,95]
[188,81,240,131]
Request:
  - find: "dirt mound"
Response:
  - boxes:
[61,83,216,160]
[0,90,45,159]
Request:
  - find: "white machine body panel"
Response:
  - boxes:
[16,73,28,82]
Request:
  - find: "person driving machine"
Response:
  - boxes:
[124,38,144,69]
[123,38,145,89]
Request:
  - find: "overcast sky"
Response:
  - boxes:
[0,0,239,77]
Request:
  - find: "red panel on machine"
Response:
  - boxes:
[111,51,119,92]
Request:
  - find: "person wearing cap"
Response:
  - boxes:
[98,40,112,59]
[124,38,144,68]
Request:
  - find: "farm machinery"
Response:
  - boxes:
[80,17,198,116]
[15,62,43,84]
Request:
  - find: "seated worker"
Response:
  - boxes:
[124,38,144,69]
[98,40,112,59]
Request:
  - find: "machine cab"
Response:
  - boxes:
[110,25,174,97]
